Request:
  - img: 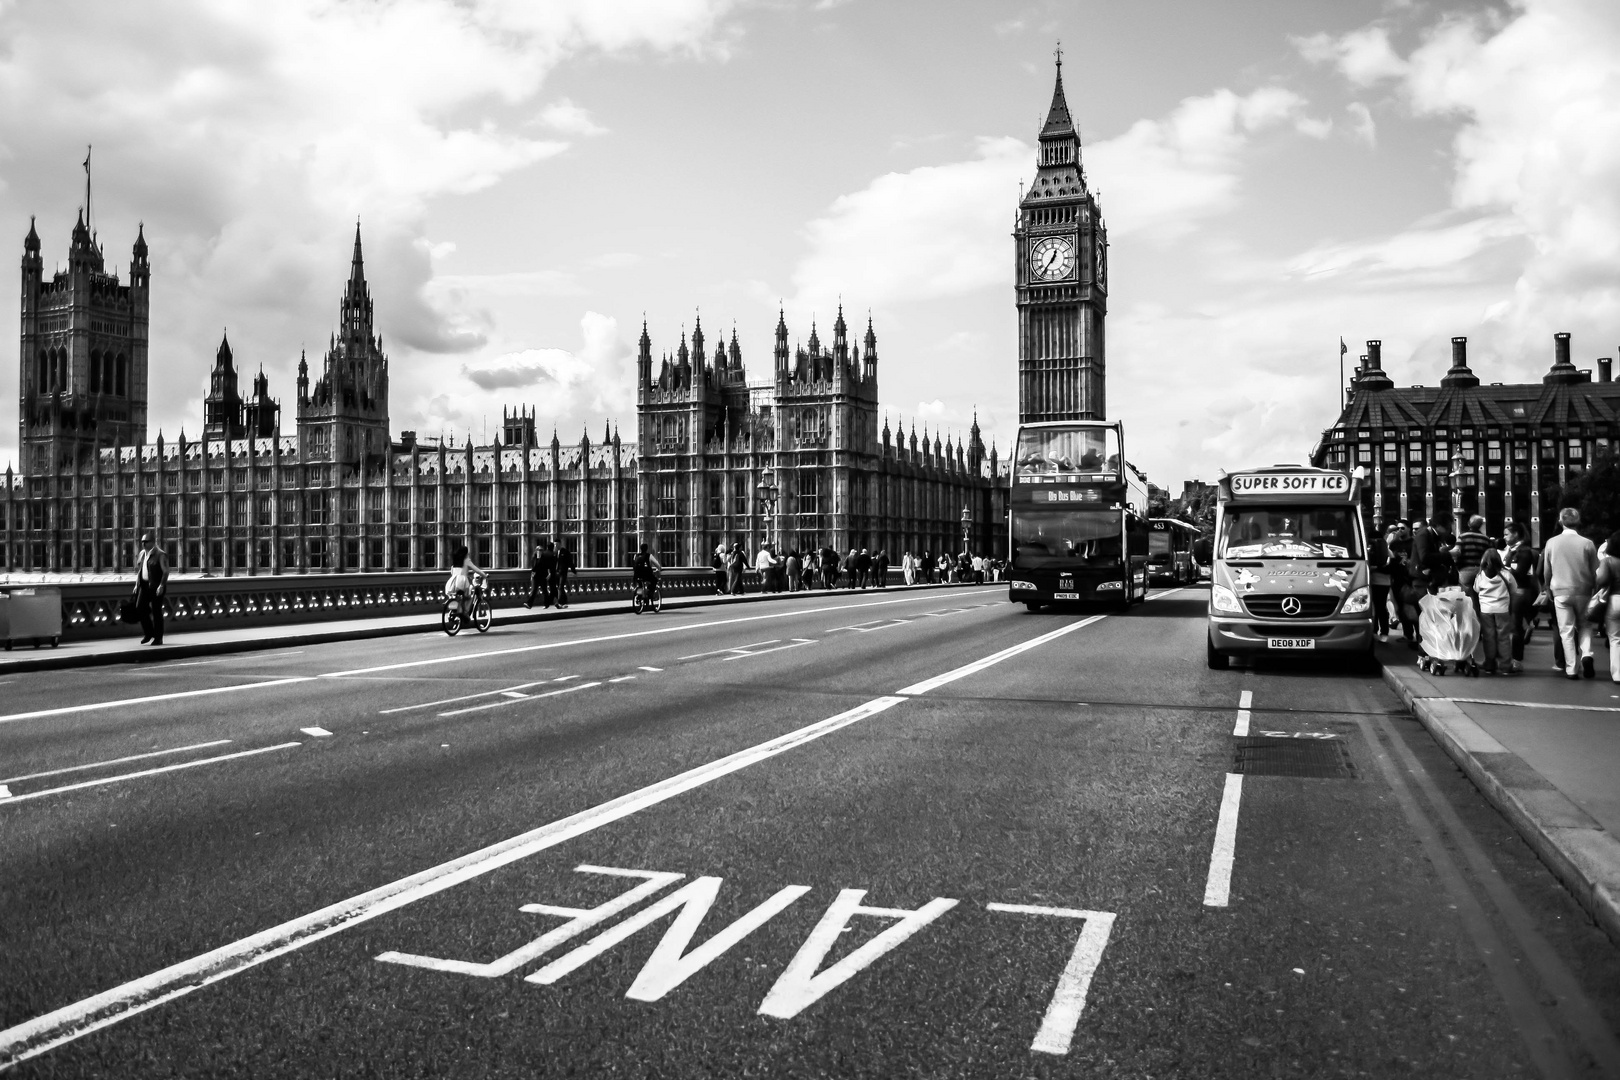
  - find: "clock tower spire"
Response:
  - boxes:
[1014,51,1107,422]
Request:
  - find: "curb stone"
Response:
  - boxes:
[1380,659,1620,949]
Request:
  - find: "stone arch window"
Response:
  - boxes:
[104,352,116,393]
[115,354,128,396]
[36,350,47,392]
[90,349,102,393]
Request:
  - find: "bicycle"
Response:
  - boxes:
[631,575,663,615]
[442,574,492,636]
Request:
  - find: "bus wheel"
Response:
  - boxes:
[1206,635,1229,670]
[1025,602,1042,613]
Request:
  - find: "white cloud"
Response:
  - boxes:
[1346,101,1377,146]
[0,0,739,460]
[538,98,607,136]
[431,311,634,430]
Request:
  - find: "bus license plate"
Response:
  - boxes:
[1268,638,1316,650]
[1054,592,1079,600]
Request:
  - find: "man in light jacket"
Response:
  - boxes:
[1541,507,1600,679]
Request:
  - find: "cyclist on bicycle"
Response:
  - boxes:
[631,543,662,598]
[444,544,486,615]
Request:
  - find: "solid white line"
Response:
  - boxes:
[499,691,529,699]
[319,590,985,678]
[637,666,663,673]
[0,695,908,1068]
[377,680,552,715]
[438,681,601,718]
[608,676,636,683]
[1203,773,1244,907]
[0,678,316,727]
[0,743,302,807]
[0,740,234,785]
[300,727,332,738]
[1234,689,1252,737]
[895,614,1107,696]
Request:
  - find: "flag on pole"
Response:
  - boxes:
[1339,337,1347,357]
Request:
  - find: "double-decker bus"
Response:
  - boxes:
[1206,464,1373,668]
[1007,421,1150,611]
[1148,518,1202,585]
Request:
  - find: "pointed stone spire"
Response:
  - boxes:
[1041,45,1077,140]
[24,215,40,254]
[132,222,147,260]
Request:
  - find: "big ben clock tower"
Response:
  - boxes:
[1015,51,1107,422]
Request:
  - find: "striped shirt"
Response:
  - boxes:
[1454,530,1491,571]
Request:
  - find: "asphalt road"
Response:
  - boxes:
[2,585,1617,1078]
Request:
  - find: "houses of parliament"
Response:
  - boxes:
[1,218,1007,577]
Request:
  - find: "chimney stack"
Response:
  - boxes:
[1545,331,1581,385]
[1600,357,1612,383]
[1556,331,1571,367]
[1442,335,1479,388]
[1367,339,1382,369]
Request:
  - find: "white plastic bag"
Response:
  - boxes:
[1418,587,1480,662]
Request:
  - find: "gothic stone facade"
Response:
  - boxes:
[1015,55,1108,424]
[1311,334,1620,545]
[635,308,1008,567]
[3,220,638,574]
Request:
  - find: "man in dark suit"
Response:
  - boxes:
[525,539,553,608]
[133,531,168,645]
[554,543,575,606]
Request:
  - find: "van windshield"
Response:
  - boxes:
[1220,506,1362,559]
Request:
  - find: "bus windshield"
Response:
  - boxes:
[1148,532,1172,556]
[1220,506,1362,559]
[1012,508,1122,567]
[1015,427,1119,477]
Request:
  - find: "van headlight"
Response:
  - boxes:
[1341,586,1371,614]
[1211,584,1242,613]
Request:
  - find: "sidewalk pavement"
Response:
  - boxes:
[1379,625,1620,948]
[0,580,972,676]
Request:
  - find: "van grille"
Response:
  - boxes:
[1243,595,1340,618]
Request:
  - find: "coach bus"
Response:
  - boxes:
[1148,518,1202,585]
[1008,420,1150,611]
[1206,464,1373,669]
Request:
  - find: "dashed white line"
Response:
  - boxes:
[1203,773,1244,907]
[378,680,553,715]
[1234,690,1252,737]
[500,691,529,699]
[637,666,663,673]
[0,739,234,785]
[438,681,601,718]
[0,742,303,807]
[609,676,636,683]
[300,727,332,738]
[678,640,780,661]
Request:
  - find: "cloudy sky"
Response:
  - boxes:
[2,0,1617,489]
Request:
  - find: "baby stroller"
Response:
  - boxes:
[1416,587,1481,676]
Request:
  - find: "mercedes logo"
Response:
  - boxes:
[1281,595,1303,616]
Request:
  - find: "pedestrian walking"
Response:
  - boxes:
[855,548,871,589]
[1597,530,1620,684]
[874,549,889,589]
[1473,548,1519,674]
[712,544,729,595]
[1540,507,1599,679]
[786,550,802,592]
[821,545,839,589]
[1452,515,1491,589]
[727,542,746,595]
[846,548,859,589]
[1503,521,1538,663]
[133,531,167,645]
[524,538,550,608]
[902,550,915,586]
[755,543,778,593]
[554,543,574,607]
[1368,522,1392,642]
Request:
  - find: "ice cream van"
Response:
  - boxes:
[1206,465,1373,668]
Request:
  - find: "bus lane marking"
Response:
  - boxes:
[1233,690,1252,737]
[439,681,601,718]
[986,903,1117,1056]
[378,680,556,715]
[0,678,316,727]
[0,742,302,807]
[0,739,233,785]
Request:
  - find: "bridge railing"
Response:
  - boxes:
[43,567,730,642]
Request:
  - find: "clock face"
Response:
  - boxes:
[1095,238,1107,289]
[1029,235,1075,282]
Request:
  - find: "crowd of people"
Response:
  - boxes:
[708,542,1006,595]
[1371,508,1620,682]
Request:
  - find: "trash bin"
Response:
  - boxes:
[0,586,63,649]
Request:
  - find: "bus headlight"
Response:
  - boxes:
[1011,580,1036,591]
[1341,586,1371,614]
[1095,580,1123,590]
[1211,584,1242,613]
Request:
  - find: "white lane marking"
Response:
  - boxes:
[1203,773,1244,907]
[1234,689,1252,737]
[896,614,1107,696]
[0,743,302,807]
[378,866,684,977]
[319,590,986,678]
[1255,730,1340,740]
[0,785,10,799]
[439,681,601,718]
[158,658,233,668]
[1144,587,1187,601]
[719,639,815,661]
[608,676,636,683]
[553,675,580,682]
[0,678,315,727]
[986,903,1117,1055]
[757,889,959,1019]
[637,666,663,673]
[526,877,811,999]
[0,695,907,1068]
[679,640,780,660]
[826,619,910,633]
[500,691,529,699]
[0,739,234,785]
[300,727,332,738]
[378,680,553,715]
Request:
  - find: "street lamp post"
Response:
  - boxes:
[960,506,971,554]
[757,470,779,551]
[1449,454,1467,527]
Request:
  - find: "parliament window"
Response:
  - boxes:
[591,482,609,521]
[564,486,581,521]
[658,476,678,519]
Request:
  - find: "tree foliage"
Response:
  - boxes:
[1557,452,1620,541]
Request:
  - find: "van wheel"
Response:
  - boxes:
[1207,635,1229,670]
